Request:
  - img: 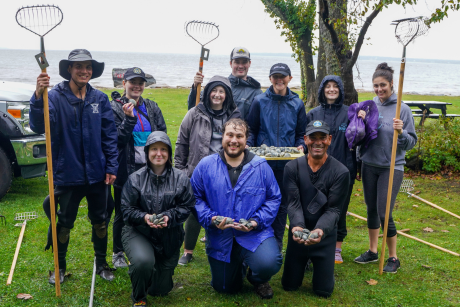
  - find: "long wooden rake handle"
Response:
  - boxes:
[195,57,204,106]
[408,193,460,220]
[42,59,61,296]
[347,211,459,257]
[7,221,27,285]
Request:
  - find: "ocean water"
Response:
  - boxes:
[0,49,459,96]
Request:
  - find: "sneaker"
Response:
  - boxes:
[48,269,65,284]
[178,253,193,265]
[335,248,343,264]
[354,250,379,264]
[133,300,147,306]
[96,263,115,281]
[112,251,129,268]
[383,257,400,273]
[200,236,207,243]
[254,282,274,299]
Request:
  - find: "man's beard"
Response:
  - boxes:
[224,143,244,159]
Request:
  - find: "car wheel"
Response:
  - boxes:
[0,147,13,200]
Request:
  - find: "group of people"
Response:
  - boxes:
[29,46,417,307]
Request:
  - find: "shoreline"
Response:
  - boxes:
[94,85,458,97]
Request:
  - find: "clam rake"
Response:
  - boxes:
[15,4,64,296]
[185,20,220,106]
[400,179,460,220]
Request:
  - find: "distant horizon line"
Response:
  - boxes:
[1,48,459,63]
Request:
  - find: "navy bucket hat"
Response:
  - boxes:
[59,49,105,80]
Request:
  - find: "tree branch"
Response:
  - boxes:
[261,0,290,24]
[319,0,341,56]
[349,3,383,68]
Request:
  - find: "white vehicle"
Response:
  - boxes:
[0,81,47,200]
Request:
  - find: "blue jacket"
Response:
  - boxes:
[307,75,357,182]
[30,81,118,186]
[191,154,281,263]
[246,86,307,170]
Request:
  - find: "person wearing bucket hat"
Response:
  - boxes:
[246,63,307,251]
[281,119,350,297]
[107,67,167,269]
[175,75,241,265]
[30,49,119,284]
[121,131,195,307]
[187,46,263,120]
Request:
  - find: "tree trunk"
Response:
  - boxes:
[341,64,359,104]
[298,32,315,106]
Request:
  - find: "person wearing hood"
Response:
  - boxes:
[305,75,356,264]
[121,131,195,307]
[187,47,263,120]
[246,63,307,250]
[107,67,167,269]
[353,63,417,273]
[175,75,241,265]
[30,49,118,284]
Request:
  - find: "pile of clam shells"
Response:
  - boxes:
[212,216,234,226]
[149,213,166,226]
[248,144,301,158]
[293,228,319,241]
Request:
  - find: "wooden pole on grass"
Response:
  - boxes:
[347,211,459,257]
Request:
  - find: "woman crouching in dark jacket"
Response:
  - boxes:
[121,131,195,307]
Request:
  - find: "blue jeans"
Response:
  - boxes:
[208,237,282,293]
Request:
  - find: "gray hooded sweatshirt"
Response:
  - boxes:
[359,93,417,171]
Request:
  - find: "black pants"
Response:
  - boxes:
[272,169,287,251]
[362,164,404,237]
[43,181,108,271]
[183,213,202,251]
[106,186,124,254]
[282,228,337,297]
[337,183,354,242]
[122,226,179,302]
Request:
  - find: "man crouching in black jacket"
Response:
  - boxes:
[121,131,195,307]
[281,120,349,297]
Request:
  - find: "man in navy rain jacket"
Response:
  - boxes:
[30,49,118,284]
[191,118,282,299]
[246,63,307,250]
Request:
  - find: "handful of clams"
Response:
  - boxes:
[248,144,301,158]
[293,228,319,241]
[212,216,234,226]
[238,218,254,229]
[149,213,166,226]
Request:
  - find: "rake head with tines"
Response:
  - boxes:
[391,16,429,61]
[14,211,38,227]
[185,20,220,47]
[399,179,415,195]
[16,5,63,68]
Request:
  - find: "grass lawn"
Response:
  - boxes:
[0,89,459,306]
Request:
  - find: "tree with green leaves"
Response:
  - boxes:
[263,0,460,107]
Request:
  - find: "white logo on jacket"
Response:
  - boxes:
[91,103,99,113]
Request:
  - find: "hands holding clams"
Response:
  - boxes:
[122,101,135,117]
[212,216,257,232]
[144,213,169,229]
[292,226,323,246]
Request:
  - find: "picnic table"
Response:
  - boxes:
[404,101,460,125]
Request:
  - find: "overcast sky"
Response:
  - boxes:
[1,0,459,61]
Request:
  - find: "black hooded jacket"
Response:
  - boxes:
[306,75,357,182]
[121,131,195,257]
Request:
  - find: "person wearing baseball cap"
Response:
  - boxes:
[30,49,119,283]
[246,62,307,251]
[187,46,262,120]
[281,120,350,298]
[107,67,167,269]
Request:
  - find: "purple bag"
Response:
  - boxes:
[346,100,378,149]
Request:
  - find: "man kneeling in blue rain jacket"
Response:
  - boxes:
[191,118,282,299]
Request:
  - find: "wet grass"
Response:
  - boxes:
[0,89,459,306]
